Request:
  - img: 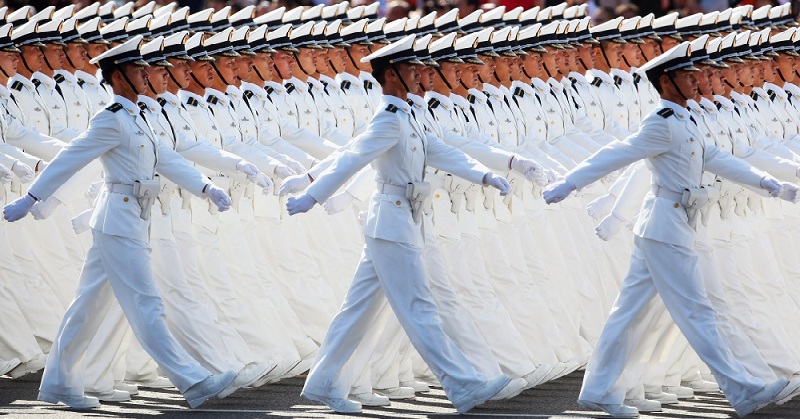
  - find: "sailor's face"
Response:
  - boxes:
[272,51,295,78]
[86,43,109,59]
[396,63,420,90]
[418,65,435,91]
[440,62,461,87]
[20,46,43,72]
[42,44,66,69]
[0,52,19,76]
[777,54,797,83]
[65,44,88,70]
[146,65,169,93]
[189,60,214,86]
[167,58,191,88]
[234,56,253,81]
[295,48,317,74]
[123,64,149,94]
[673,70,699,97]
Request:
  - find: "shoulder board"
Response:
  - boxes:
[714,100,722,110]
[568,76,577,84]
[265,85,275,95]
[54,74,66,84]
[31,79,41,88]
[427,98,440,109]
[243,90,254,100]
[513,87,525,97]
[77,79,86,87]
[10,81,23,91]
[633,73,642,84]
[186,97,199,107]
[590,78,602,87]
[613,75,622,86]
[138,102,147,111]
[467,94,476,104]
[156,97,167,107]
[768,91,777,101]
[284,82,296,94]
[656,108,674,118]
[749,91,759,100]
[385,104,399,113]
[106,103,123,113]
[364,80,373,90]
[340,80,351,90]
[206,95,219,105]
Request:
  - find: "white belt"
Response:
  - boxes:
[107,183,134,194]
[653,185,683,203]
[377,182,406,197]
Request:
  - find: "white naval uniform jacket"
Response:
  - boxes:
[54,70,92,132]
[284,77,350,145]
[566,99,768,249]
[240,81,330,164]
[566,72,617,146]
[9,75,55,138]
[75,69,113,116]
[318,74,367,137]
[336,72,375,125]
[586,69,634,140]
[610,69,641,132]
[28,95,209,243]
[359,71,382,111]
[31,72,82,141]
[307,95,489,248]
[0,84,66,161]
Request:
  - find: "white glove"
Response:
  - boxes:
[0,164,12,184]
[483,172,511,196]
[286,158,306,174]
[71,209,93,234]
[30,196,62,220]
[236,160,261,182]
[595,212,626,241]
[279,173,311,196]
[3,194,36,222]
[760,176,782,197]
[286,193,317,215]
[543,178,577,204]
[274,164,295,179]
[603,169,622,183]
[86,180,104,200]
[777,182,800,203]
[586,193,616,221]
[204,184,232,212]
[255,173,274,194]
[323,191,355,215]
[511,156,548,186]
[544,168,560,184]
[10,161,34,183]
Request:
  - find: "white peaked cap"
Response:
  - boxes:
[53,5,75,20]
[132,1,156,19]
[113,2,135,18]
[89,34,146,66]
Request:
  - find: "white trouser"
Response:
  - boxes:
[580,236,768,407]
[438,234,539,376]
[191,217,301,367]
[149,205,243,374]
[0,282,43,363]
[40,230,210,396]
[0,221,61,352]
[303,237,487,402]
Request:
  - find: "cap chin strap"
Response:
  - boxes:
[328,58,340,74]
[577,56,590,72]
[166,67,183,89]
[667,72,689,101]
[621,54,633,69]
[599,45,613,69]
[252,65,266,82]
[189,70,209,89]
[42,51,57,72]
[542,61,554,78]
[434,67,453,90]
[391,63,411,94]
[273,61,287,81]
[723,78,736,89]
[119,65,143,95]
[20,52,36,75]
[346,48,361,72]
[0,64,9,79]
[521,66,534,80]
[211,62,232,86]
[776,65,789,83]
[293,51,311,76]
[64,49,79,71]
[493,69,503,83]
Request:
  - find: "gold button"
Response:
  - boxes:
[691,152,696,156]
[395,200,401,206]
[673,203,679,208]
[435,194,441,198]
[123,197,129,202]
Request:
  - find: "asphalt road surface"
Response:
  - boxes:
[3,371,800,418]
